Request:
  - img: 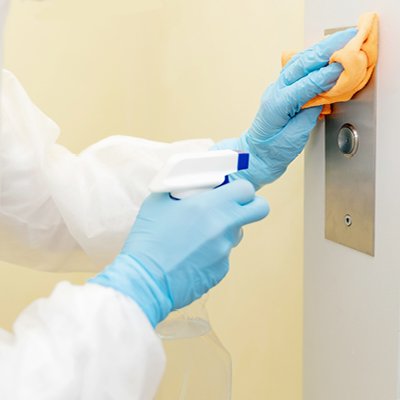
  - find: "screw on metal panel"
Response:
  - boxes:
[344,214,352,227]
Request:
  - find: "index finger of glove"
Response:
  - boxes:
[212,179,256,205]
[282,62,343,118]
[279,28,358,86]
[237,195,270,226]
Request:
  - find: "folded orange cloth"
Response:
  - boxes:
[281,12,378,116]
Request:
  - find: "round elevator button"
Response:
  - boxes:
[337,123,359,157]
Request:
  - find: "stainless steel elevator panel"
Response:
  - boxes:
[325,30,376,256]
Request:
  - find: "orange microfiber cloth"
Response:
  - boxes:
[281,12,378,116]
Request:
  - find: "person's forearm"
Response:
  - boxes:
[0,69,214,272]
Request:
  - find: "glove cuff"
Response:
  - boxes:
[211,134,286,190]
[210,132,275,159]
[88,254,173,328]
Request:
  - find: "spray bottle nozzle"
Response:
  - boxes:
[149,150,250,200]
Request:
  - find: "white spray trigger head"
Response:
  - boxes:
[149,150,249,199]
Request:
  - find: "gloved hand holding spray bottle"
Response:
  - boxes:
[90,149,265,400]
[150,150,249,400]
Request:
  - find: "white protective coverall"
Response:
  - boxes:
[0,0,213,398]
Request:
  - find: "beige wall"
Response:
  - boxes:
[2,0,305,398]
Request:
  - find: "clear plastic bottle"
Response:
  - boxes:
[154,295,232,400]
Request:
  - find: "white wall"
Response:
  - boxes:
[304,2,400,399]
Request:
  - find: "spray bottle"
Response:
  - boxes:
[150,149,249,400]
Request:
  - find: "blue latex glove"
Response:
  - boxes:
[212,28,358,190]
[88,180,269,328]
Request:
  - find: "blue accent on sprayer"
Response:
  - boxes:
[237,152,250,171]
[215,175,230,188]
[170,151,249,199]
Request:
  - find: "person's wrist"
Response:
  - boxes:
[238,133,288,188]
[209,137,240,152]
[239,128,276,157]
[210,135,266,190]
[88,253,173,328]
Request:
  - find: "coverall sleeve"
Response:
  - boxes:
[0,281,165,400]
[0,69,214,272]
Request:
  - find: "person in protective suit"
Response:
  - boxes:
[0,1,356,397]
